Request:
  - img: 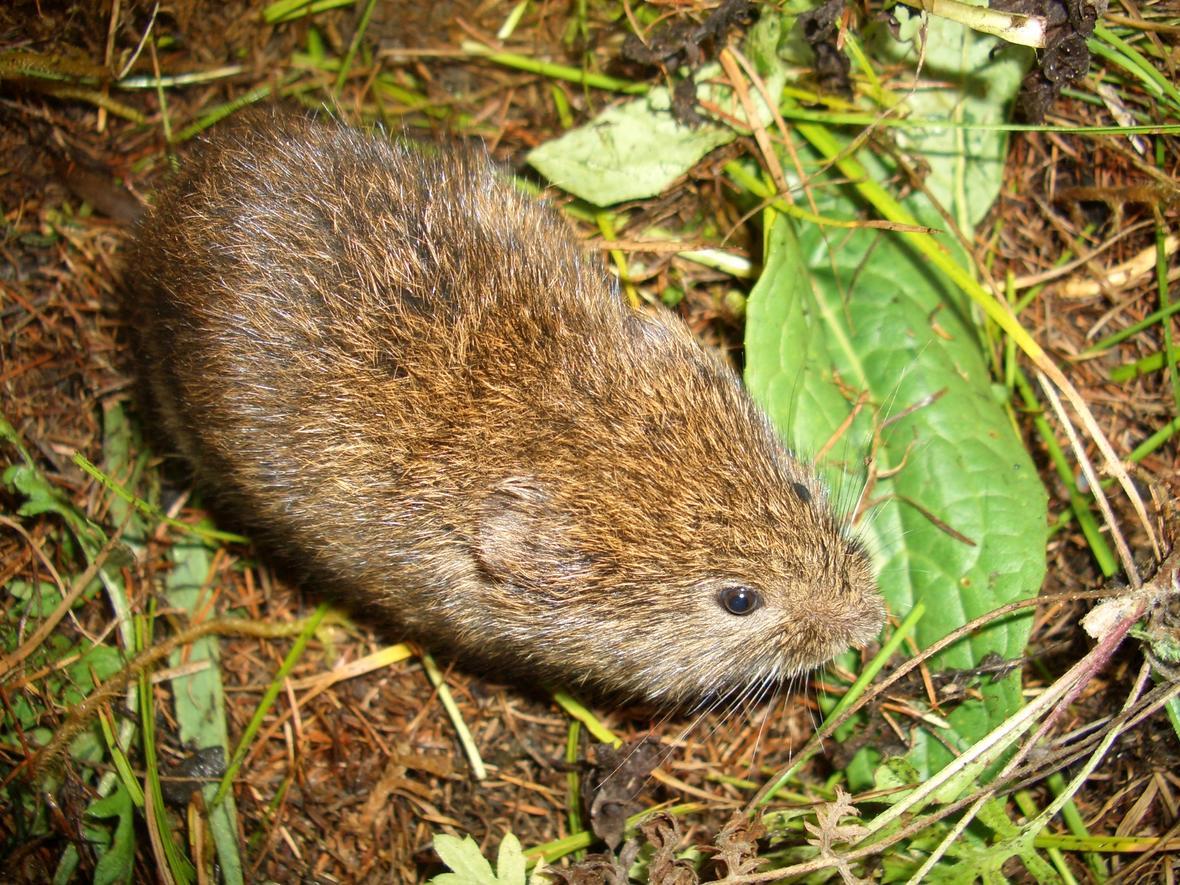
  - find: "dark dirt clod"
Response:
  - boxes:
[160,746,227,808]
[621,0,759,125]
[583,738,662,851]
[1005,0,1109,122]
[799,0,853,97]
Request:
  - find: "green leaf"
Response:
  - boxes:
[527,16,786,205]
[428,833,528,885]
[6,579,58,620]
[496,832,526,884]
[747,216,1044,644]
[3,412,133,627]
[429,834,499,885]
[743,10,1044,777]
[918,798,1061,883]
[99,400,149,550]
[4,462,82,525]
[165,536,245,885]
[64,645,125,706]
[871,756,921,805]
[527,85,734,205]
[87,786,136,885]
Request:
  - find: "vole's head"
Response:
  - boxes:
[463,305,884,705]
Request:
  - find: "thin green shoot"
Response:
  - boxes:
[564,720,584,855]
[552,692,619,746]
[73,453,249,545]
[1092,24,1180,109]
[460,40,649,95]
[421,652,488,780]
[333,0,380,96]
[211,604,330,808]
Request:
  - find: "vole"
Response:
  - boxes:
[124,112,883,706]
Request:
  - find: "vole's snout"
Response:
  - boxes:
[783,584,883,669]
[829,544,885,653]
[776,535,884,666]
[839,593,887,651]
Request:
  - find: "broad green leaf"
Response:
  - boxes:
[7,638,125,724]
[919,799,1061,883]
[528,15,786,205]
[527,85,735,205]
[872,6,1024,228]
[4,461,92,532]
[871,756,921,805]
[64,645,125,706]
[744,10,1043,777]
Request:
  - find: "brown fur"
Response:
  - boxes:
[124,113,883,705]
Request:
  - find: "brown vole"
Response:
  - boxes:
[124,113,883,705]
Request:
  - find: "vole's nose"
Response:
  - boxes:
[790,593,884,665]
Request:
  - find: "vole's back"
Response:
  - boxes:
[126,114,882,704]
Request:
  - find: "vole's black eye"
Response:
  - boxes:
[718,585,760,616]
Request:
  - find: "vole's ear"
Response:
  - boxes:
[476,477,582,590]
